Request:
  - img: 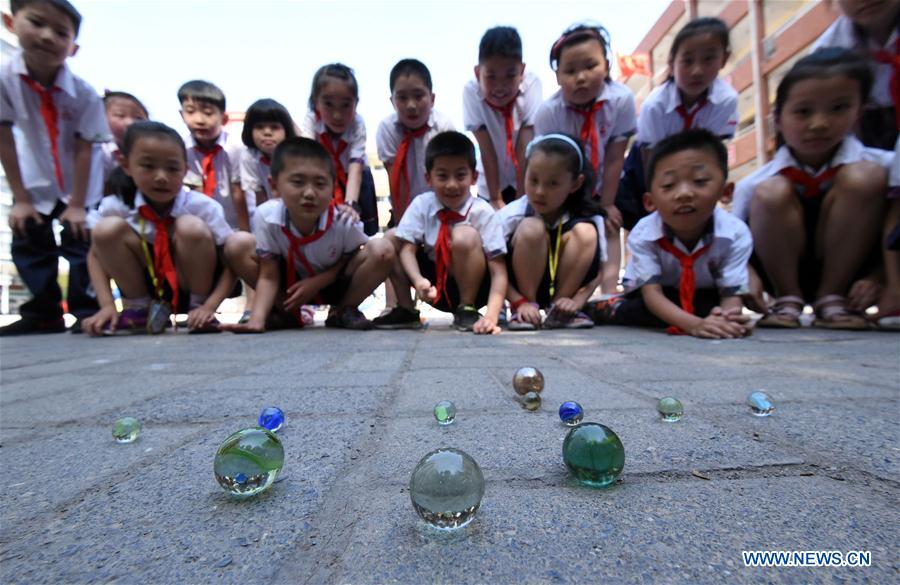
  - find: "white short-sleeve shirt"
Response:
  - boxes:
[498,196,608,262]
[300,111,367,168]
[253,199,368,280]
[184,130,250,228]
[891,137,900,188]
[732,136,894,222]
[240,148,274,202]
[376,110,454,200]
[0,52,112,214]
[623,207,752,295]
[396,192,507,260]
[86,141,120,206]
[87,186,234,245]
[636,78,739,146]
[463,71,543,197]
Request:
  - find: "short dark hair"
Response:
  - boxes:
[270,137,335,181]
[177,80,226,113]
[479,26,523,62]
[550,23,611,76]
[11,0,80,36]
[425,131,477,172]
[241,98,297,151]
[308,63,359,112]
[775,47,873,117]
[389,59,433,92]
[669,17,730,68]
[646,129,729,184]
[103,90,149,118]
[117,121,187,208]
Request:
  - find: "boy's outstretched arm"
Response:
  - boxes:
[282,255,349,312]
[473,255,508,334]
[82,246,118,336]
[222,257,279,333]
[400,240,435,302]
[0,126,42,236]
[641,283,747,339]
[514,125,534,198]
[344,161,363,206]
[473,129,503,209]
[59,137,92,240]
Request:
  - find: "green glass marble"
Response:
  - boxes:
[213,428,284,497]
[433,400,457,425]
[112,417,141,443]
[562,423,625,488]
[521,391,541,411]
[657,397,684,422]
[512,366,544,395]
[409,448,485,530]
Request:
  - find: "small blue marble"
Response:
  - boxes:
[558,401,584,426]
[258,407,285,432]
[235,473,248,484]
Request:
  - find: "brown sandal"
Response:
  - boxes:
[758,295,804,329]
[812,294,869,331]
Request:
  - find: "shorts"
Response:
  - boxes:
[612,287,721,328]
[859,106,897,150]
[142,244,238,314]
[415,248,492,312]
[477,185,518,206]
[277,251,357,306]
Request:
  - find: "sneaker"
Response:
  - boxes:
[508,301,539,331]
[238,310,252,325]
[372,306,422,330]
[0,316,66,336]
[325,306,373,331]
[106,307,149,335]
[497,302,509,327]
[588,295,624,325]
[69,318,83,334]
[299,305,316,327]
[453,304,481,332]
[543,305,595,329]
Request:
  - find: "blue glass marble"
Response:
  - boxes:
[258,407,285,432]
[747,391,774,417]
[558,401,584,426]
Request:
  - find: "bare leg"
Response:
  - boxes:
[90,216,149,299]
[384,228,415,310]
[749,175,805,298]
[555,222,597,300]
[223,231,260,287]
[449,225,486,306]
[172,215,216,295]
[600,224,621,293]
[340,238,394,307]
[510,217,548,301]
[878,198,900,316]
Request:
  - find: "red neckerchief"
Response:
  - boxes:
[657,237,712,335]
[675,96,709,131]
[319,133,348,204]
[196,143,223,197]
[389,124,429,220]
[569,100,605,174]
[778,165,842,198]
[138,204,179,309]
[280,204,335,305]
[433,207,468,304]
[872,37,900,129]
[260,154,271,166]
[20,75,64,189]
[486,97,521,177]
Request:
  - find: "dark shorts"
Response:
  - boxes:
[142,244,237,314]
[615,144,649,231]
[859,106,897,150]
[416,248,492,312]
[611,287,721,328]
[477,185,519,206]
[277,252,356,306]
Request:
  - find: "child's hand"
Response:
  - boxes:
[187,306,218,331]
[59,206,88,240]
[414,278,437,303]
[336,203,360,224]
[82,306,118,337]
[688,314,749,339]
[552,297,579,315]
[710,306,751,325]
[847,278,881,312]
[473,315,501,335]
[221,319,266,334]
[603,205,623,231]
[8,202,43,237]
[283,280,317,312]
[489,196,506,211]
[517,302,542,326]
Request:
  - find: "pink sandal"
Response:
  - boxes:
[757,295,804,329]
[812,295,869,331]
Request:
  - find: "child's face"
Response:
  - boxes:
[555,39,608,107]
[838,0,900,31]
[390,74,435,130]
[252,122,286,157]
[180,98,227,145]
[315,78,357,135]
[776,76,862,166]
[3,3,77,74]
[525,151,584,220]
[475,56,525,108]
[273,156,334,224]
[672,33,728,101]
[106,97,148,146]
[122,136,187,206]
[426,155,477,210]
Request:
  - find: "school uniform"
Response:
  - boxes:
[239,148,275,206]
[498,197,606,307]
[0,51,112,321]
[463,71,542,204]
[88,141,120,201]
[184,130,250,229]
[396,192,507,311]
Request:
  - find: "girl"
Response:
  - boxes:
[499,133,605,330]
[301,63,379,235]
[239,98,297,207]
[91,91,148,200]
[617,17,738,231]
[534,23,636,297]
[81,121,238,336]
[732,48,893,330]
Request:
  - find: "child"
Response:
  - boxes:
[221,137,394,333]
[0,0,112,336]
[376,131,508,334]
[534,23,637,296]
[878,137,900,328]
[617,17,738,231]
[178,79,250,231]
[301,63,379,235]
[81,122,237,336]
[463,26,542,209]
[500,134,605,330]
[732,49,893,329]
[597,129,752,339]
[813,0,900,149]
[239,98,297,207]
[89,90,148,199]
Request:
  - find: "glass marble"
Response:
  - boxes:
[512,366,544,395]
[558,401,584,426]
[521,391,541,411]
[258,406,285,432]
[409,448,485,530]
[747,391,774,417]
[433,400,457,425]
[214,428,284,497]
[562,423,625,488]
[112,417,141,443]
[657,397,684,422]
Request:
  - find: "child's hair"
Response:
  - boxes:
[270,137,335,181]
[11,0,80,36]
[668,17,730,68]
[525,133,600,218]
[103,90,149,117]
[177,80,226,112]
[389,59,433,92]
[104,165,137,208]
[775,47,873,117]
[645,129,729,185]
[115,121,187,208]
[478,26,523,62]
[424,131,477,172]
[241,99,297,150]
[308,63,359,111]
[549,22,611,77]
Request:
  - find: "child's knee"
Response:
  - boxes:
[567,222,598,248]
[366,238,395,265]
[750,176,796,216]
[450,225,482,252]
[512,217,547,247]
[224,231,255,261]
[173,215,214,245]
[835,161,888,200]
[91,216,132,246]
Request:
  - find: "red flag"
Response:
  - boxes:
[617,53,651,78]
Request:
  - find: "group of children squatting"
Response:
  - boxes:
[2,0,898,341]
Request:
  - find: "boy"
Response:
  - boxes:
[177,80,250,231]
[221,137,394,333]
[89,90,148,197]
[0,0,111,335]
[595,129,752,339]
[463,26,542,209]
[375,131,507,334]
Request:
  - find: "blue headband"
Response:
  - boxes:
[525,134,584,169]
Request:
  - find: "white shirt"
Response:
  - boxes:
[0,51,112,214]
[463,71,543,197]
[87,187,234,245]
[376,110,454,201]
[732,136,894,221]
[253,199,368,279]
[239,148,275,202]
[184,130,249,228]
[299,111,367,167]
[396,192,507,260]
[891,136,900,188]
[623,207,752,295]
[86,141,120,206]
[636,78,739,146]
[497,196,608,262]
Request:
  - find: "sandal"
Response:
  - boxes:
[757,295,804,329]
[812,294,869,330]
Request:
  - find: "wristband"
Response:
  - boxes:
[509,297,530,312]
